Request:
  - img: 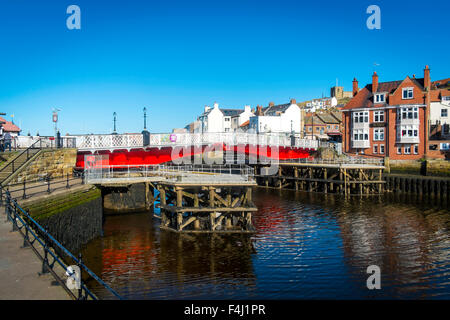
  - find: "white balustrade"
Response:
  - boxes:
[76,132,319,151]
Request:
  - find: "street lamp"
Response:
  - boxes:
[113,112,117,134]
[143,107,147,130]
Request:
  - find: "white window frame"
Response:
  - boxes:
[374,110,385,122]
[441,109,448,117]
[413,145,419,154]
[373,128,385,141]
[352,129,369,141]
[375,93,385,103]
[404,145,411,154]
[397,147,402,154]
[402,87,414,100]
[380,144,385,154]
[373,145,378,154]
[353,111,369,123]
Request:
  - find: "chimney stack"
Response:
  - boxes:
[424,65,430,90]
[269,102,275,107]
[290,98,296,105]
[352,78,359,97]
[372,72,378,93]
[257,105,263,116]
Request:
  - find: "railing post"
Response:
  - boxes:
[47,177,51,194]
[77,253,84,300]
[0,188,3,206]
[66,173,70,189]
[11,202,18,232]
[22,227,30,248]
[41,242,50,274]
[22,180,27,199]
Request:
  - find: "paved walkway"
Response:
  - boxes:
[0,206,70,300]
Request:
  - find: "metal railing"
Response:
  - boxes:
[77,132,320,151]
[1,187,122,300]
[85,164,255,183]
[12,136,77,149]
[0,140,42,185]
[278,156,385,166]
[3,172,84,201]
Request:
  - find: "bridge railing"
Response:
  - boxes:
[85,164,255,183]
[278,157,385,166]
[77,132,319,150]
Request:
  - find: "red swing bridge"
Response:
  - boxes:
[75,132,319,169]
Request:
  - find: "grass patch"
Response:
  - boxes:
[23,187,101,220]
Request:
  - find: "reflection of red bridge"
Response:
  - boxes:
[75,133,318,168]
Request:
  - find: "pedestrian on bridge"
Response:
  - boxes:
[4,132,12,152]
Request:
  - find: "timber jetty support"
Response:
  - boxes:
[85,164,258,233]
[156,180,257,233]
[254,158,386,196]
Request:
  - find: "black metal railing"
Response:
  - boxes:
[1,187,122,300]
[0,140,43,183]
[3,172,85,201]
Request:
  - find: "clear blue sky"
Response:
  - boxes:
[0,0,448,135]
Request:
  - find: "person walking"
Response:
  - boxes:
[0,134,4,152]
[4,132,12,152]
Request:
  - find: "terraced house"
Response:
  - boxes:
[342,66,449,159]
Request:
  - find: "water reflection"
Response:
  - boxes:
[81,188,450,299]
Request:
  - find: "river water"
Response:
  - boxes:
[80,188,450,299]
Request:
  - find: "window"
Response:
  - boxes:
[402,87,414,99]
[353,111,369,123]
[374,110,385,122]
[398,125,419,138]
[374,128,385,141]
[441,143,450,150]
[352,129,369,140]
[308,127,312,132]
[224,128,230,132]
[414,145,419,154]
[224,117,230,122]
[397,147,402,154]
[375,94,385,103]
[398,107,418,120]
[373,145,378,153]
[404,145,411,154]
[380,145,385,154]
[441,109,448,117]
[443,96,450,102]
[443,124,449,135]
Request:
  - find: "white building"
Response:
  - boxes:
[305,97,337,112]
[249,99,302,134]
[430,90,450,136]
[195,103,255,133]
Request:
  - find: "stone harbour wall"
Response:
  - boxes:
[13,148,77,183]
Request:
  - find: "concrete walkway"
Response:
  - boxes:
[0,206,70,300]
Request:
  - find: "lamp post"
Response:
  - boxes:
[113,112,117,134]
[142,107,150,146]
[143,107,147,130]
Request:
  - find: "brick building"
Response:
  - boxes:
[342,66,449,159]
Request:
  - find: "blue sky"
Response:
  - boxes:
[0,0,449,135]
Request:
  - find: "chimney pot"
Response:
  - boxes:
[269,102,275,107]
[290,99,296,105]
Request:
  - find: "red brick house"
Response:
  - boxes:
[342,66,447,160]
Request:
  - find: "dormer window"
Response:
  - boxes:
[402,87,414,99]
[375,93,385,103]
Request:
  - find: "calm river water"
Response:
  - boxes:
[80,188,450,299]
